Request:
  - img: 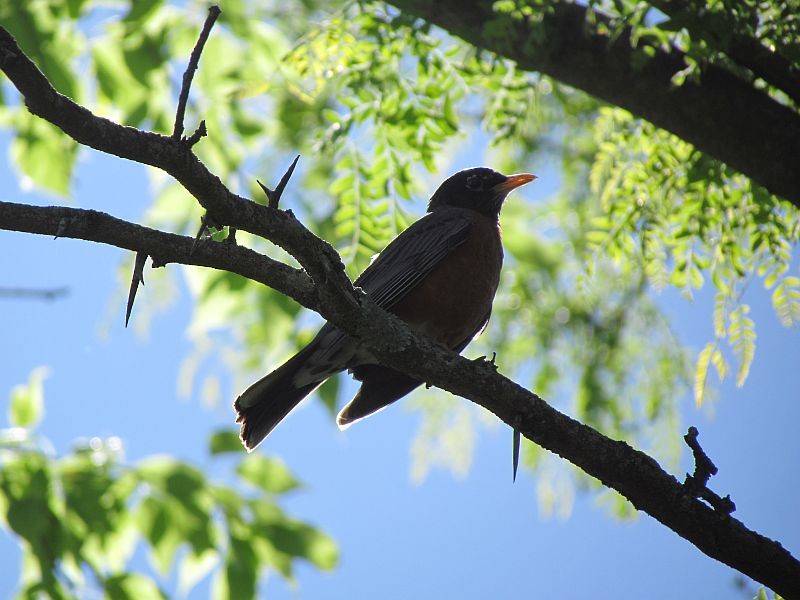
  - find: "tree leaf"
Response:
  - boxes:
[178,549,219,597]
[105,573,167,600]
[236,455,301,494]
[209,429,244,455]
[9,367,48,429]
[693,342,714,406]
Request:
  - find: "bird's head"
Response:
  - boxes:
[427,167,536,218]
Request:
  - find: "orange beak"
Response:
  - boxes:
[494,173,537,195]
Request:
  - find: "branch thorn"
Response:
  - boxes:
[258,154,300,209]
[512,415,521,483]
[125,251,148,328]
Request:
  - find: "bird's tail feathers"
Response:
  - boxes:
[337,365,421,429]
[234,347,325,451]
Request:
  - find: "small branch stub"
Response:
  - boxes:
[684,426,736,516]
[184,119,207,147]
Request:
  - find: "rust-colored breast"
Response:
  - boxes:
[390,213,503,348]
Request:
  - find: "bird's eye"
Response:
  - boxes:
[465,174,483,191]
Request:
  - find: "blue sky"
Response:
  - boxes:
[1,132,798,599]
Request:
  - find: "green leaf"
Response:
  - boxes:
[710,348,728,383]
[209,430,244,455]
[317,376,340,418]
[236,455,301,494]
[92,40,144,116]
[65,0,90,19]
[442,94,458,131]
[123,0,164,24]
[693,342,714,406]
[123,33,168,86]
[9,367,48,429]
[259,518,339,571]
[136,497,185,574]
[0,455,62,574]
[178,549,219,597]
[214,533,258,599]
[772,277,800,327]
[712,292,727,338]
[729,304,756,387]
[10,115,76,196]
[105,573,167,600]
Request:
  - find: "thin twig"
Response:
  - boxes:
[172,6,221,140]
[0,286,69,301]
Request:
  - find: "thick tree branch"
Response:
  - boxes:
[388,0,800,208]
[1,25,798,598]
[0,201,319,312]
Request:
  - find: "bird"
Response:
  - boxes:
[234,167,536,451]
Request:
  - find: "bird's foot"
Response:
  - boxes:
[472,352,498,371]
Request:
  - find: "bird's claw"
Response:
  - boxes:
[472,352,498,371]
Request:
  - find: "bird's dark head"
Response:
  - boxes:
[427,167,536,218]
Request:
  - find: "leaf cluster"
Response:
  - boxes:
[0,371,337,599]
[587,107,799,404]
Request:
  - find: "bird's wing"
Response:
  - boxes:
[301,209,472,372]
[355,208,473,309]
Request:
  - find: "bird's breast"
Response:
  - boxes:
[390,214,503,348]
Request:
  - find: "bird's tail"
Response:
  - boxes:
[234,346,325,451]
[337,364,421,429]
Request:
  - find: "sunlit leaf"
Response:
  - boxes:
[105,573,167,600]
[236,455,302,494]
[9,367,48,429]
[209,429,245,455]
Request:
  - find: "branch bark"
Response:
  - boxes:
[0,201,318,312]
[387,0,800,208]
[1,24,798,598]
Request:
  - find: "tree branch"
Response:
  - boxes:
[0,25,357,323]
[0,201,319,312]
[388,0,800,208]
[0,286,69,301]
[173,5,221,141]
[1,24,798,597]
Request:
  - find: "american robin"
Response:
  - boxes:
[235,167,536,450]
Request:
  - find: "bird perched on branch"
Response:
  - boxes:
[235,167,536,450]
